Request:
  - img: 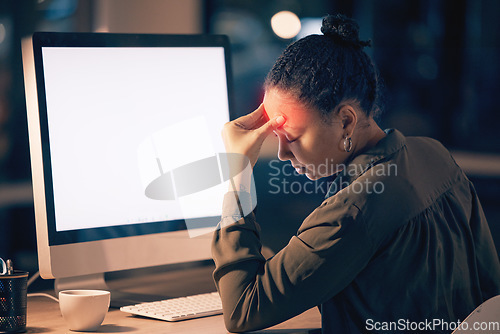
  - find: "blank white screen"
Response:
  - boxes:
[41,47,229,232]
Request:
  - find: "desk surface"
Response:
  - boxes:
[27,296,320,333]
[26,263,321,333]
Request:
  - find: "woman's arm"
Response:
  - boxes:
[212,191,374,332]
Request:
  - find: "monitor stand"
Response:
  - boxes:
[54,273,169,308]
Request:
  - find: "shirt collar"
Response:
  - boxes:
[325,129,406,199]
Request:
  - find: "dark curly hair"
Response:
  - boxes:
[265,14,383,121]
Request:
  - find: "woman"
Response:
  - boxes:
[212,14,500,333]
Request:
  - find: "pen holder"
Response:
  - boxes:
[0,271,28,333]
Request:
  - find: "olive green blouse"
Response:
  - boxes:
[212,129,500,333]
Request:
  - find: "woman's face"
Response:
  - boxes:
[263,88,347,180]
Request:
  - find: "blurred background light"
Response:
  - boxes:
[40,0,78,20]
[271,10,301,39]
[0,23,5,44]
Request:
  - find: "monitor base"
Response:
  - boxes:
[55,273,108,294]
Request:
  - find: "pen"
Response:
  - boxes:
[6,259,13,275]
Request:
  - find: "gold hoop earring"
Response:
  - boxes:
[343,136,352,152]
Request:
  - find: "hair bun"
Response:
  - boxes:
[321,14,371,48]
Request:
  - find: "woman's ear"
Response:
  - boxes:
[338,104,358,137]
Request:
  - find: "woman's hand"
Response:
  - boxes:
[222,104,285,167]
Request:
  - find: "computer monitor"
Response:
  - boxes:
[22,32,233,303]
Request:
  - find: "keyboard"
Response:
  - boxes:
[120,292,223,322]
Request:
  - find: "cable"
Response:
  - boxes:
[27,271,40,288]
[27,293,59,303]
[27,270,59,302]
[26,271,59,302]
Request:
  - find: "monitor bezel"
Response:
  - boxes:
[30,32,235,247]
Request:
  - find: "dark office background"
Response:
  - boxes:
[0,0,499,278]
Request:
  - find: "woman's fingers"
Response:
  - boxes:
[255,115,285,139]
[233,104,267,130]
[222,104,286,167]
[234,103,285,135]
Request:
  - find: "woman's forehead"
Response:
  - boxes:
[263,89,311,129]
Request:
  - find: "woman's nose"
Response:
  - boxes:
[277,137,294,161]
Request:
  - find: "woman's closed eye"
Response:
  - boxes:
[274,131,298,143]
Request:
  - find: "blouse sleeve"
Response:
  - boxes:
[211,192,375,333]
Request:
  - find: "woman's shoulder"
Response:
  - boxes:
[295,130,469,250]
[312,132,467,234]
[405,134,455,160]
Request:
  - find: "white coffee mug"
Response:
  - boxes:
[59,290,110,331]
